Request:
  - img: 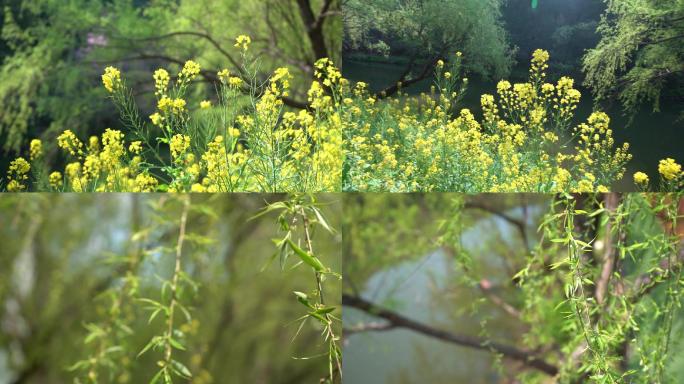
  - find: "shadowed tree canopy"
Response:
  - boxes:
[342,0,514,95]
[582,0,684,115]
[0,0,341,154]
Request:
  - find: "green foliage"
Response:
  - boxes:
[343,193,684,382]
[0,0,106,153]
[582,0,684,114]
[343,0,514,79]
[261,195,343,382]
[0,194,341,383]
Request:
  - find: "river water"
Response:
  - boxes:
[343,59,684,191]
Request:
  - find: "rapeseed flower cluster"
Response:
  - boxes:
[343,50,635,192]
[4,36,341,192]
[632,158,683,191]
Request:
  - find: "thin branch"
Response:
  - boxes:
[464,201,530,254]
[595,193,619,306]
[343,322,395,336]
[164,196,190,364]
[342,294,559,376]
[113,31,241,70]
[478,279,521,319]
[375,56,439,99]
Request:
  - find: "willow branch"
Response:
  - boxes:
[342,294,558,376]
[595,193,619,306]
[164,196,190,364]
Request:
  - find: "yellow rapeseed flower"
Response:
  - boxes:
[170,134,190,159]
[57,130,84,157]
[29,139,42,161]
[179,60,201,82]
[49,171,63,189]
[234,35,251,51]
[633,171,649,185]
[102,67,121,93]
[658,158,682,180]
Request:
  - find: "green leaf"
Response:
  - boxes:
[294,291,314,308]
[171,359,192,378]
[313,306,336,315]
[286,239,325,272]
[308,311,329,323]
[311,206,335,233]
[138,336,161,357]
[168,337,186,351]
[150,368,164,384]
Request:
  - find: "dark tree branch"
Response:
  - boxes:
[113,31,242,71]
[375,56,440,99]
[343,321,395,336]
[296,0,333,61]
[343,294,559,376]
[464,201,530,253]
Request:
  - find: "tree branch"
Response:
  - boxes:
[342,294,558,376]
[595,193,619,306]
[296,0,332,61]
[375,57,439,99]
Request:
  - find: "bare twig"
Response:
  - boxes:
[343,294,558,376]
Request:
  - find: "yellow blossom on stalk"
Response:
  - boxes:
[170,134,190,159]
[150,112,162,125]
[102,66,121,93]
[100,129,126,168]
[129,141,143,154]
[83,154,101,180]
[88,136,100,153]
[658,158,682,180]
[234,34,251,51]
[133,173,158,192]
[218,69,231,82]
[179,60,201,83]
[29,139,42,161]
[6,157,30,191]
[497,80,511,94]
[173,99,186,112]
[436,60,444,68]
[191,183,206,192]
[57,130,85,157]
[531,49,549,68]
[200,100,211,109]
[153,69,170,95]
[633,172,649,185]
[228,76,243,88]
[227,127,240,137]
[272,67,292,89]
[158,97,187,115]
[49,171,63,189]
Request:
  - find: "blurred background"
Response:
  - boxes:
[0,193,341,384]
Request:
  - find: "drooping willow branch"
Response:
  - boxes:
[138,195,194,383]
[163,195,190,369]
[262,195,342,383]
